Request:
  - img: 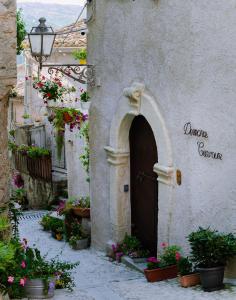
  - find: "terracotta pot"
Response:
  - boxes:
[72,207,90,218]
[179,273,201,288]
[144,265,178,282]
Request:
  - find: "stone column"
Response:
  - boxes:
[0,0,17,206]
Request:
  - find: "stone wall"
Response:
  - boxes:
[0,0,16,206]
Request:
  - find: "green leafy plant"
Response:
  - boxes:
[79,122,90,180]
[8,142,51,159]
[17,9,26,55]
[69,222,88,248]
[0,239,79,298]
[49,217,64,234]
[177,257,194,276]
[0,216,10,231]
[22,113,30,119]
[160,244,181,267]
[72,48,87,60]
[146,257,162,270]
[188,227,236,268]
[79,89,90,103]
[40,214,53,231]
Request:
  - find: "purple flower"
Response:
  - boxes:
[48,281,55,292]
[13,173,24,188]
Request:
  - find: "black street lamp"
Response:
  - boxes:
[28,18,56,69]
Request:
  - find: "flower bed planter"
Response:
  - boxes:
[71,237,89,250]
[72,207,90,218]
[197,266,225,292]
[24,278,55,299]
[179,273,201,288]
[144,265,178,282]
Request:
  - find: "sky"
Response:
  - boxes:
[17,0,86,5]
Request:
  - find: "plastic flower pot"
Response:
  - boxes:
[72,207,90,218]
[197,266,225,292]
[80,101,90,111]
[72,237,89,250]
[24,278,55,299]
[79,59,87,65]
[144,265,178,282]
[179,273,201,288]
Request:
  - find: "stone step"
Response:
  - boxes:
[121,256,146,274]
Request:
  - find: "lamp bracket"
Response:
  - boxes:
[42,64,96,86]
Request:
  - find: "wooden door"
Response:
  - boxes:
[129,115,158,255]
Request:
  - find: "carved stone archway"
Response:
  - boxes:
[105,82,175,251]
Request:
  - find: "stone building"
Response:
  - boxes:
[0,0,16,206]
[88,1,236,278]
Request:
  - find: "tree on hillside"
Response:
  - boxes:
[17,9,27,55]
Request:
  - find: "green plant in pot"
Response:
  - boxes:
[69,222,89,250]
[188,227,236,292]
[144,243,181,282]
[177,257,200,288]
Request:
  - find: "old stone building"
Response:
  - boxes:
[88,1,236,278]
[0,0,16,206]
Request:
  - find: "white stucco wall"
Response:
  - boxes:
[88,0,236,271]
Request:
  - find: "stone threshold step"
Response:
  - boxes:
[121,256,146,274]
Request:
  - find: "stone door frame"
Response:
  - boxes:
[105,82,175,251]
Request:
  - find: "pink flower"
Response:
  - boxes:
[175,252,181,261]
[161,242,167,248]
[21,261,26,268]
[147,257,160,263]
[8,276,14,284]
[20,278,26,286]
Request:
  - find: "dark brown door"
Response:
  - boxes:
[129,115,158,255]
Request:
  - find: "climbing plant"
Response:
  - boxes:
[16,9,27,55]
[79,122,90,181]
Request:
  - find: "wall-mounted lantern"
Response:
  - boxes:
[28,18,56,69]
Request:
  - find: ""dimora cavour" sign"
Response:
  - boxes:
[184,122,223,160]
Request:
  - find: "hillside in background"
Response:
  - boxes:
[17,2,85,31]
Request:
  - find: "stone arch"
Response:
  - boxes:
[105,82,175,250]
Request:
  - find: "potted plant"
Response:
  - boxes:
[79,89,90,110]
[188,227,236,292]
[144,244,181,282]
[49,217,64,241]
[117,234,149,263]
[70,196,90,218]
[22,113,31,125]
[177,257,200,288]
[39,214,52,231]
[68,222,89,250]
[73,48,87,65]
[0,239,79,299]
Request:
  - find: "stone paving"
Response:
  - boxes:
[19,211,236,300]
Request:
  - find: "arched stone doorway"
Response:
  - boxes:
[105,82,175,253]
[130,115,158,255]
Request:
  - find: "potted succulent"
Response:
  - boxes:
[177,257,200,288]
[144,244,181,282]
[70,196,90,218]
[188,227,236,292]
